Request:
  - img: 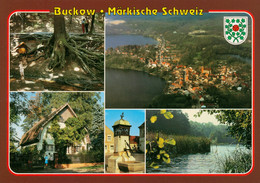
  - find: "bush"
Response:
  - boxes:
[71,150,103,163]
[216,148,252,173]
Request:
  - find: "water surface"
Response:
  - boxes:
[147,145,249,173]
[106,68,165,108]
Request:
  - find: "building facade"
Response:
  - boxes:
[105,125,114,153]
[19,103,90,158]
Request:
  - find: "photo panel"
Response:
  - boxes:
[9,92,104,173]
[8,10,254,176]
[105,13,252,109]
[10,13,104,91]
[105,109,145,173]
[146,109,252,174]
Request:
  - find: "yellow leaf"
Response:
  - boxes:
[157,137,164,148]
[150,116,157,123]
[160,109,166,114]
[165,139,176,146]
[146,149,147,153]
[163,157,171,163]
[160,150,166,154]
[150,162,159,169]
[153,165,159,169]
[164,153,169,158]
[157,154,160,159]
[164,112,174,119]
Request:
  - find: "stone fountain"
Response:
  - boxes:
[106,113,144,173]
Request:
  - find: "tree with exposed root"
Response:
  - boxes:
[45,15,103,79]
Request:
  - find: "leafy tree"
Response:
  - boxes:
[9,93,29,152]
[188,121,236,144]
[147,110,190,135]
[44,14,103,79]
[10,92,28,126]
[199,110,252,148]
[20,92,103,163]
[22,93,44,132]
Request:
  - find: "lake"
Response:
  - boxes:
[147,145,249,174]
[106,34,158,49]
[106,68,165,108]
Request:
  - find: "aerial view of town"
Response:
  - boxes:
[105,13,252,108]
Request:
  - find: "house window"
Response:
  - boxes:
[110,145,114,151]
[75,146,81,153]
[107,135,111,141]
[105,145,107,150]
[46,145,54,151]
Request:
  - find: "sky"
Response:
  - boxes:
[181,109,220,125]
[105,109,145,136]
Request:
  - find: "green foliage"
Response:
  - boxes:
[20,144,45,165]
[216,148,251,173]
[205,86,251,108]
[189,121,237,144]
[17,92,104,164]
[88,132,104,162]
[146,132,211,169]
[146,110,176,169]
[147,110,190,135]
[22,93,44,132]
[9,93,29,155]
[146,134,174,169]
[199,110,252,148]
[106,54,146,71]
[10,92,28,126]
[171,135,211,155]
[48,116,88,163]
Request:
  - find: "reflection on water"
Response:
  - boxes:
[148,145,248,173]
[106,68,165,108]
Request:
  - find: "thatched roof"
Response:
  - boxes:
[19,103,77,147]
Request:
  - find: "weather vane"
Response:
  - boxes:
[120,112,124,119]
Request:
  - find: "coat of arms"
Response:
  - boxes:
[224,16,248,45]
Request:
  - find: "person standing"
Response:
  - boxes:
[85,19,89,33]
[19,59,27,81]
[81,19,86,33]
[44,154,49,168]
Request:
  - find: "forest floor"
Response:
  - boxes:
[10,33,104,91]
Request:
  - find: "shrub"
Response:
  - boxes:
[216,148,252,173]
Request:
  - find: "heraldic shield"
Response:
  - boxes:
[224,16,248,45]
